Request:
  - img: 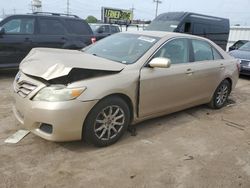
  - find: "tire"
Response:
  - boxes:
[208,80,231,109]
[83,96,130,147]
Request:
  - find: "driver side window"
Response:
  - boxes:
[153,38,189,64]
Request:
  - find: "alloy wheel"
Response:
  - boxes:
[94,105,125,141]
[216,84,229,106]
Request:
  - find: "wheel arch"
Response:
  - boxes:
[100,93,134,123]
[209,77,233,102]
[224,77,233,93]
[82,93,135,139]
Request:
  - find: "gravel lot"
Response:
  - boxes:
[0,70,250,188]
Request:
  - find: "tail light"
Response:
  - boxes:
[91,37,96,44]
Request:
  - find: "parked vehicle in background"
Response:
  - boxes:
[90,23,120,40]
[13,31,238,147]
[146,12,230,50]
[0,12,95,69]
[226,26,250,51]
[229,41,250,75]
[228,40,249,51]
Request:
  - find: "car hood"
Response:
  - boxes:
[20,48,125,80]
[229,50,250,60]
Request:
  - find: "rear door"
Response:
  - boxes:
[95,25,111,40]
[111,25,120,34]
[188,39,225,101]
[35,17,67,48]
[64,19,93,48]
[0,16,35,68]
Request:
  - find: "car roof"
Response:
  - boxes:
[90,23,119,26]
[5,13,83,20]
[124,30,205,40]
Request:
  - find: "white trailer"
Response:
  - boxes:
[227,26,250,51]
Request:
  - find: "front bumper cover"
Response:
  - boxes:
[13,92,98,142]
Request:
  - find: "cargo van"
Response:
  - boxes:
[146,12,230,50]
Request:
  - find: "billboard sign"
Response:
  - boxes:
[102,7,133,24]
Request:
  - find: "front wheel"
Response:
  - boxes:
[83,96,130,147]
[209,80,231,109]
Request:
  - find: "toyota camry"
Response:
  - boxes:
[13,31,239,147]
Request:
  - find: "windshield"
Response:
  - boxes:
[146,12,184,32]
[239,42,250,51]
[84,33,160,64]
[146,20,180,32]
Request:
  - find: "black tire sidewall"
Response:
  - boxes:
[83,96,130,147]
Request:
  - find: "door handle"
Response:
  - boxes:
[24,37,32,42]
[186,68,194,75]
[61,37,67,41]
[220,63,225,69]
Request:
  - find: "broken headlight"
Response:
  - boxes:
[33,85,86,102]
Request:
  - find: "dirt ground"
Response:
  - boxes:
[0,70,250,188]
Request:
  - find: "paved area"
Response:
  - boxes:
[0,71,250,188]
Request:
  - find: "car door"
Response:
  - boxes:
[111,25,120,34]
[188,39,225,101]
[35,17,67,48]
[96,25,110,39]
[64,19,93,48]
[0,16,35,68]
[139,38,199,117]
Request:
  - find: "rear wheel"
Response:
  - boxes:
[83,96,130,147]
[209,80,231,109]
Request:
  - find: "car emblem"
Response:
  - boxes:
[15,72,21,82]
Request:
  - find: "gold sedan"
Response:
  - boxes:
[13,31,239,147]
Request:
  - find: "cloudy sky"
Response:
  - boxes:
[0,0,250,25]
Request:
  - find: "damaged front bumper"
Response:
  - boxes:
[13,92,98,142]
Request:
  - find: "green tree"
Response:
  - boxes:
[86,15,98,23]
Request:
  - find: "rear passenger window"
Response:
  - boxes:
[39,18,65,35]
[212,48,223,60]
[111,26,119,33]
[154,38,189,64]
[65,20,91,35]
[98,25,110,33]
[192,40,213,61]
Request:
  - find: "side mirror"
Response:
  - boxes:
[0,27,5,35]
[149,57,171,68]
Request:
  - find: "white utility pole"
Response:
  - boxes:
[153,0,162,18]
[130,4,135,23]
[2,8,5,17]
[67,0,70,15]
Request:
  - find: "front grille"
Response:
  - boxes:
[14,81,37,98]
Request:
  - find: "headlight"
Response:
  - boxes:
[33,85,86,102]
